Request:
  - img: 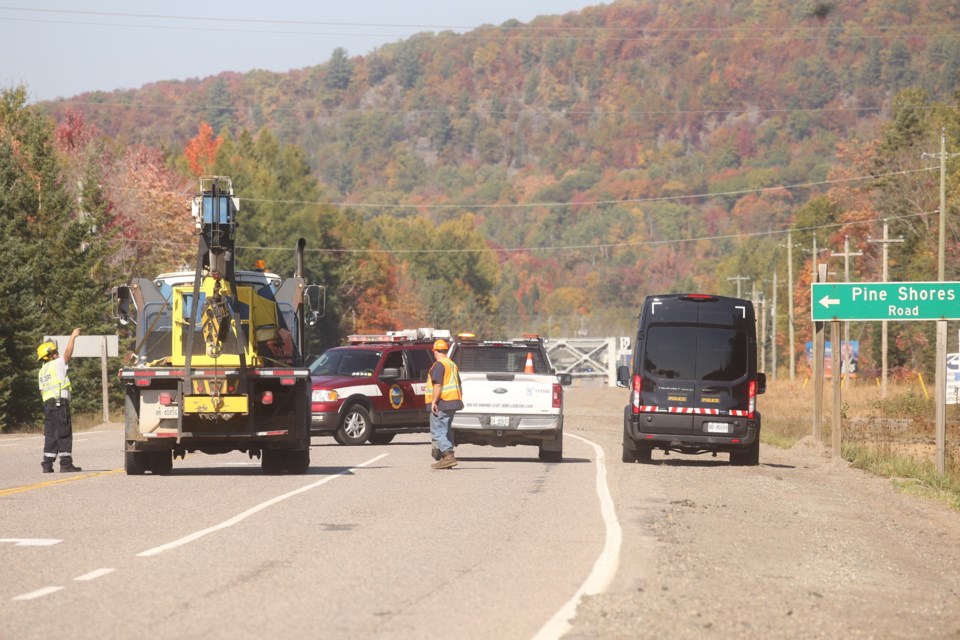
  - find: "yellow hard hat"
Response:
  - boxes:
[36,340,58,361]
[432,339,449,351]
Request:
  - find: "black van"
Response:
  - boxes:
[616,293,766,465]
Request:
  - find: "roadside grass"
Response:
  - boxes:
[763,377,960,510]
[4,410,120,435]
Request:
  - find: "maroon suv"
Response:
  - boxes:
[310,335,438,445]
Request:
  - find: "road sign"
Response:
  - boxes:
[810,282,960,321]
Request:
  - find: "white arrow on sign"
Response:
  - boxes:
[818,295,840,309]
[0,538,62,547]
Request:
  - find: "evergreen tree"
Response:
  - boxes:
[0,86,116,429]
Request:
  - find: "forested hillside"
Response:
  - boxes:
[17,0,960,403]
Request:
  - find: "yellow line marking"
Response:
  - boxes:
[0,469,124,497]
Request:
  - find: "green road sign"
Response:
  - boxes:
[811,282,960,321]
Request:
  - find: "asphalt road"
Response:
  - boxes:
[7,385,960,640]
[0,393,616,640]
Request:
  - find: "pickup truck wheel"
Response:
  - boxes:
[539,448,562,462]
[125,451,148,475]
[261,449,285,475]
[338,406,373,445]
[368,432,395,445]
[149,450,173,475]
[285,448,310,474]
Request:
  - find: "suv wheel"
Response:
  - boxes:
[338,405,373,445]
[368,432,395,445]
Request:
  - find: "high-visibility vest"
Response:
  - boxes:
[38,359,71,402]
[425,357,462,402]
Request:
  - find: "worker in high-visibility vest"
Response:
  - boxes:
[425,338,463,470]
[37,328,83,473]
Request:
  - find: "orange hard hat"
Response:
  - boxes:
[433,339,449,351]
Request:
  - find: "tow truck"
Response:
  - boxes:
[114,176,323,474]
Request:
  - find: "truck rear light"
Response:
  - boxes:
[552,383,562,408]
[748,380,757,417]
[632,374,643,414]
[135,379,151,387]
[262,391,274,405]
[159,392,172,406]
[280,377,295,386]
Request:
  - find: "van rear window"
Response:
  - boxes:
[643,326,747,382]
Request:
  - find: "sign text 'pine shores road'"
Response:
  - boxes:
[811,282,960,322]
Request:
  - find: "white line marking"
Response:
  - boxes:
[75,568,114,581]
[13,586,63,601]
[533,433,622,640]
[0,538,62,547]
[137,454,389,557]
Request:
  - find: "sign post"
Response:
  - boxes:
[45,335,119,425]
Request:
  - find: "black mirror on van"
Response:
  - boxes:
[756,372,767,394]
[616,365,630,388]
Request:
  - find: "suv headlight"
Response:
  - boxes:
[312,389,339,403]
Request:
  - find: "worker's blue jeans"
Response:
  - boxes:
[430,410,456,454]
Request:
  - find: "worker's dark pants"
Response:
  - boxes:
[43,399,72,460]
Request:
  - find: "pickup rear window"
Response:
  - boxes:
[643,326,747,382]
[453,345,550,373]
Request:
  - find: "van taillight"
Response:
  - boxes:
[552,383,562,408]
[748,379,757,417]
[632,374,642,414]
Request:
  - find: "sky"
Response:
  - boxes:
[0,1,599,102]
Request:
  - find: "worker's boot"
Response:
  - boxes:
[430,444,442,461]
[59,457,82,472]
[431,451,458,470]
[41,459,54,473]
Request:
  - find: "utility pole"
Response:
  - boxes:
[831,235,863,382]
[728,275,751,298]
[753,280,766,373]
[770,273,777,377]
[786,232,797,380]
[867,221,904,399]
[922,130,959,474]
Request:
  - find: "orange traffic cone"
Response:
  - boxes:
[524,351,534,374]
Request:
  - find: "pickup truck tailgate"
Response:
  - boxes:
[459,372,558,415]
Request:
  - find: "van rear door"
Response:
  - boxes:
[636,295,753,435]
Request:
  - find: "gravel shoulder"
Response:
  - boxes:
[562,385,960,639]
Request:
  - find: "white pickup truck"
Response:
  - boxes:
[447,336,573,462]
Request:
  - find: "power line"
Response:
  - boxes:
[2,12,958,43]
[50,99,959,119]
[0,6,950,33]
[102,166,937,211]
[117,209,937,256]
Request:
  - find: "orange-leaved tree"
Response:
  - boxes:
[184,122,223,176]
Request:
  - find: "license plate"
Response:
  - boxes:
[156,405,179,420]
[490,416,510,427]
[705,421,731,434]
